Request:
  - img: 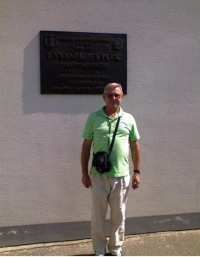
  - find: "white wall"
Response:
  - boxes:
[0,0,200,245]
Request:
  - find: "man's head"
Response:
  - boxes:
[103,83,123,94]
[103,82,124,109]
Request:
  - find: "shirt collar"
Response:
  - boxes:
[98,106,123,119]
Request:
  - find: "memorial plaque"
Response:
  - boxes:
[40,31,127,94]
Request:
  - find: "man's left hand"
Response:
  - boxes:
[132,173,140,189]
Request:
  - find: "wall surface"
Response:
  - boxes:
[0,0,200,247]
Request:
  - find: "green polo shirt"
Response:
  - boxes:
[82,107,140,177]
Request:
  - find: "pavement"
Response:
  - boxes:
[0,229,200,256]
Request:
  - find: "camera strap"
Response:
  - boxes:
[108,117,121,156]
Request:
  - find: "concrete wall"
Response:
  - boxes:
[0,0,200,247]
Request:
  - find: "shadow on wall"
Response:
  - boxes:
[22,33,103,115]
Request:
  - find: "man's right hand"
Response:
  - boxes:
[82,174,91,188]
[81,139,92,188]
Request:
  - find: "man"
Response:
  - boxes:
[81,83,141,256]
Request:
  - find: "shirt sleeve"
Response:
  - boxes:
[82,115,93,140]
[129,116,140,141]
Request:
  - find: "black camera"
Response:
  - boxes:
[92,151,112,174]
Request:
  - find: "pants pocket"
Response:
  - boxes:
[122,175,130,189]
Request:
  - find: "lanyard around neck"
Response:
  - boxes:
[107,117,121,156]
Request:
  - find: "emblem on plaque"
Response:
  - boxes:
[45,35,58,47]
[113,38,123,50]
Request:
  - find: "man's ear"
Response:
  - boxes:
[103,94,106,101]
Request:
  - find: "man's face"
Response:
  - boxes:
[103,87,124,108]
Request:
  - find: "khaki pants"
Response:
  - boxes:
[91,174,130,255]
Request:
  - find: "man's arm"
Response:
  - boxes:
[81,139,92,188]
[130,140,141,189]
